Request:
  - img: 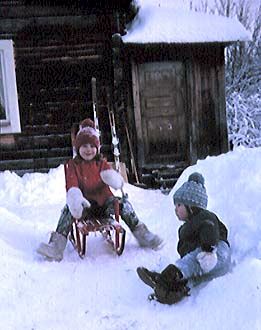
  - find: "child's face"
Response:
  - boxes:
[175,203,189,221]
[79,143,97,161]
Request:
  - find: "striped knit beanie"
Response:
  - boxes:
[173,172,208,209]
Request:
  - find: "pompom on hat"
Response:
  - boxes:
[173,172,208,209]
[79,118,95,130]
[75,118,100,152]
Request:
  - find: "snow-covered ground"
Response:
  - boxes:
[0,146,260,330]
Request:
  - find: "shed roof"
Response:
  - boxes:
[122,2,251,44]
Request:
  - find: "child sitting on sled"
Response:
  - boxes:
[37,118,162,261]
[137,172,231,304]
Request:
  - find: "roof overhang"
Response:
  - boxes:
[122,5,252,45]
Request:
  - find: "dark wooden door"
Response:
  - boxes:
[135,61,188,166]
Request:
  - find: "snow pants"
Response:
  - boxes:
[55,195,139,238]
[175,240,231,288]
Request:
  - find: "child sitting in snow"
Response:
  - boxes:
[37,118,162,261]
[137,172,231,304]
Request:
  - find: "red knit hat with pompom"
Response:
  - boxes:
[75,118,100,152]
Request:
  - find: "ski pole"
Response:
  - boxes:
[91,77,100,140]
[108,108,120,173]
[124,122,140,184]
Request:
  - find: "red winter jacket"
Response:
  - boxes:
[64,157,113,206]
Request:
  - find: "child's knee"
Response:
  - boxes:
[121,198,135,215]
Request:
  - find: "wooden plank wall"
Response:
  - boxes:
[186,45,228,162]
[0,1,113,136]
[125,44,229,165]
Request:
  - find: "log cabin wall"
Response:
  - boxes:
[1,1,114,130]
[0,0,127,174]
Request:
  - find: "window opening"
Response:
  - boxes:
[0,40,21,134]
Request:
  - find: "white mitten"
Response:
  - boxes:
[100,169,124,190]
[66,187,90,219]
[196,249,217,273]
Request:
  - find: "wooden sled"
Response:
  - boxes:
[69,198,126,258]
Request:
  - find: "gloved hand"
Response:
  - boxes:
[66,187,91,219]
[100,169,124,190]
[197,249,217,273]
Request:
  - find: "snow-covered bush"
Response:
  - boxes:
[224,1,261,148]
[226,91,261,147]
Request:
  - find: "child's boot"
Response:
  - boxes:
[132,222,163,249]
[137,267,160,288]
[159,264,184,283]
[154,264,190,304]
[37,232,67,262]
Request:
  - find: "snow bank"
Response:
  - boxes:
[0,147,260,330]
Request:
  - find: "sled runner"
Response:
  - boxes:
[69,197,126,258]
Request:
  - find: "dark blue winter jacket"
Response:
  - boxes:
[177,209,229,258]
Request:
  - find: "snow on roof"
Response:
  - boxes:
[123,2,251,44]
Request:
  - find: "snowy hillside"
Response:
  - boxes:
[0,146,260,330]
